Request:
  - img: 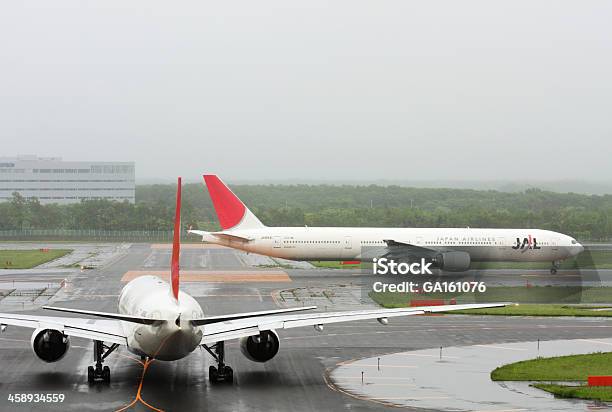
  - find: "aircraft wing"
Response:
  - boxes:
[382,239,445,259]
[358,239,447,262]
[200,302,507,345]
[0,313,127,345]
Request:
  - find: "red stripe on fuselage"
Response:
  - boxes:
[203,175,246,230]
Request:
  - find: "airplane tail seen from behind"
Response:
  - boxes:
[171,177,182,301]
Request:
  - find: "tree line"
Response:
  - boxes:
[0,183,610,240]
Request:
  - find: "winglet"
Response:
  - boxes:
[171,177,181,301]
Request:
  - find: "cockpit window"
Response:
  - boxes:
[571,239,577,244]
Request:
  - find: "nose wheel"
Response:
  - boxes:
[550,261,561,274]
[202,341,233,384]
[87,340,118,384]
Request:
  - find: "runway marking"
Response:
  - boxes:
[342,363,417,368]
[338,376,415,381]
[472,409,528,412]
[473,344,528,351]
[151,243,228,249]
[121,270,291,283]
[0,337,30,343]
[375,396,449,400]
[336,378,417,387]
[270,289,284,307]
[77,294,120,297]
[204,294,269,297]
[578,338,612,346]
[397,352,460,359]
[0,336,91,349]
[0,277,81,281]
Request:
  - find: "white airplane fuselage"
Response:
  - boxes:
[118,276,203,361]
[201,227,583,263]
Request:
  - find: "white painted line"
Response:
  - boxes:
[474,344,528,351]
[578,339,612,346]
[376,396,450,400]
[349,364,418,368]
[337,376,415,381]
[397,353,460,359]
[473,409,528,412]
[0,337,28,343]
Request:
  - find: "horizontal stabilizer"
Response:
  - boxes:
[188,230,252,243]
[191,305,317,326]
[43,306,160,325]
[211,232,252,242]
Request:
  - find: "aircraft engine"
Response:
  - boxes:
[239,330,279,362]
[31,328,70,362]
[435,251,471,272]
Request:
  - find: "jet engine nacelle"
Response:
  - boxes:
[436,251,471,272]
[239,330,279,362]
[31,328,70,363]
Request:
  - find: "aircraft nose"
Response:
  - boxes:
[571,242,584,256]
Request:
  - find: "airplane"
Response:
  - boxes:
[0,177,506,384]
[190,175,584,274]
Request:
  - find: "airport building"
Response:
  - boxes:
[0,155,135,204]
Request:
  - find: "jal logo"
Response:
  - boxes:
[512,235,541,252]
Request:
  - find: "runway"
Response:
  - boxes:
[0,243,610,411]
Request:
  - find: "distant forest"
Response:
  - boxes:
[0,183,610,241]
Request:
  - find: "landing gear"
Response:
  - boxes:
[87,340,119,384]
[550,260,561,275]
[202,341,233,384]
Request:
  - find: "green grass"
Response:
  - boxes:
[371,286,612,310]
[0,249,72,269]
[371,286,612,316]
[474,250,612,270]
[311,250,612,271]
[492,353,612,402]
[532,383,612,402]
[446,304,612,317]
[309,261,363,269]
[491,352,612,381]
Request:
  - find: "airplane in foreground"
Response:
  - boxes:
[190,175,584,274]
[0,178,505,384]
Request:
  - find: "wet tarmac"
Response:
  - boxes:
[332,338,612,411]
[0,243,609,411]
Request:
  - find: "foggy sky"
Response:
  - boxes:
[1,1,611,182]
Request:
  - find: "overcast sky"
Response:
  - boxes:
[1,1,610,182]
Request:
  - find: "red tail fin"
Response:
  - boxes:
[171,177,181,301]
[203,175,264,230]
